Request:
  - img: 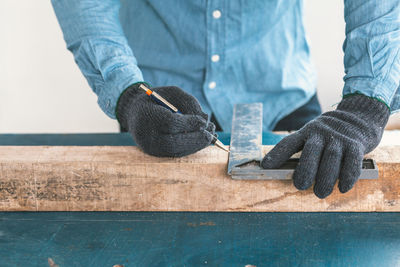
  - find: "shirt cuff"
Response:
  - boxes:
[97,64,144,119]
[343,78,398,112]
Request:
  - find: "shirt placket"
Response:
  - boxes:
[204,0,225,103]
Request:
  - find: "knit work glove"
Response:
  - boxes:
[262,94,390,198]
[117,83,216,157]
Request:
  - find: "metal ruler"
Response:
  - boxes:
[227,103,378,180]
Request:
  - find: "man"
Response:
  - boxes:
[52,0,400,198]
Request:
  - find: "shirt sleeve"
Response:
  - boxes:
[51,0,144,119]
[343,0,400,111]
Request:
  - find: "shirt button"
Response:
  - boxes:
[211,54,220,62]
[208,81,216,89]
[212,10,221,19]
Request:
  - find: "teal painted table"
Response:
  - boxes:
[1,212,400,266]
[0,133,399,267]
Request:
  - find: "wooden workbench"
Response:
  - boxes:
[0,133,400,266]
[1,211,400,266]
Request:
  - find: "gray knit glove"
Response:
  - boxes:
[117,83,216,157]
[262,94,390,198]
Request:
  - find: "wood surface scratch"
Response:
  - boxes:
[0,145,399,212]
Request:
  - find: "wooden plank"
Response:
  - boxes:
[0,145,400,212]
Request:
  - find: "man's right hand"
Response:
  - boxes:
[116,83,216,157]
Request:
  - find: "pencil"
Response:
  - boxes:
[139,84,229,153]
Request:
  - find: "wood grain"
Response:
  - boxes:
[0,145,399,212]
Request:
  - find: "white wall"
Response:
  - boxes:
[0,1,119,133]
[1,1,396,133]
[304,0,345,111]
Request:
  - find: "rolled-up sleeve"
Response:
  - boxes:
[343,0,400,112]
[51,0,144,118]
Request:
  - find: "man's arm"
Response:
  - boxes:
[262,1,399,198]
[51,0,144,118]
[51,1,216,157]
[343,0,400,106]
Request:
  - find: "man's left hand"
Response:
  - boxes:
[261,94,390,198]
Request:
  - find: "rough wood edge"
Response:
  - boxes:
[0,145,399,212]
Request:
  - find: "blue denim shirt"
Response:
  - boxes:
[52,0,400,131]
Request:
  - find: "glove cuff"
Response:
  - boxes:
[337,94,390,128]
[116,82,148,130]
